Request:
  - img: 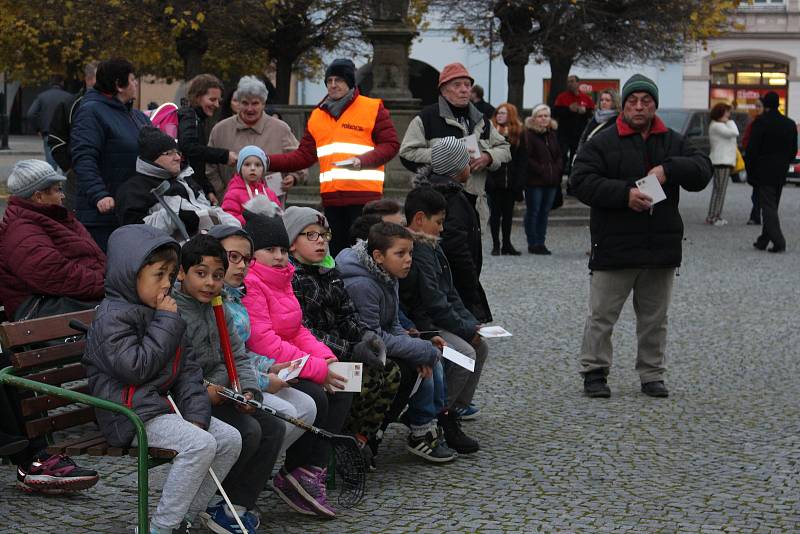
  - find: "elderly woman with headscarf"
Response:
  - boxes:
[206,75,305,200]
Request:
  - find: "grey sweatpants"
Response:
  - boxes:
[141,414,241,531]
[579,268,675,384]
[439,330,488,411]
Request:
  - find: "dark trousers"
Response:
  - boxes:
[212,403,285,509]
[284,379,353,471]
[0,352,47,463]
[488,189,516,249]
[757,184,785,249]
[324,204,366,258]
[87,225,116,253]
[380,358,419,431]
[750,186,761,223]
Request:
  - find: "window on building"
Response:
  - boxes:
[710,59,788,115]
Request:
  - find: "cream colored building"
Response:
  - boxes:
[683,0,800,119]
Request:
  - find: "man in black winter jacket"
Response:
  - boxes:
[569,74,712,399]
[745,91,797,253]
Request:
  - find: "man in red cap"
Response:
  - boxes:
[399,62,510,325]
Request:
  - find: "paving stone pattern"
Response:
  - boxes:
[1,183,799,533]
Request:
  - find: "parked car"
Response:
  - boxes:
[659,108,750,182]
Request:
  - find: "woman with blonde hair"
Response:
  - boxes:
[577,89,620,155]
[524,104,562,255]
[487,103,527,255]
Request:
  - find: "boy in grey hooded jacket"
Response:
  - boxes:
[82,224,241,534]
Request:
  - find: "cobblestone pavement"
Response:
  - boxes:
[1,183,799,533]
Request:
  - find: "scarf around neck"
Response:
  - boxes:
[321,88,355,119]
[594,108,618,124]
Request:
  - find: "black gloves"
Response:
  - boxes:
[351,331,387,369]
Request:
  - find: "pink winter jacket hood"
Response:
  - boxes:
[221,173,281,225]
[242,260,335,384]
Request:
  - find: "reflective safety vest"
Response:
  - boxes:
[307,95,384,198]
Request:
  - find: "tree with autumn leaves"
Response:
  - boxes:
[429,0,745,110]
[0,0,367,103]
[0,0,745,109]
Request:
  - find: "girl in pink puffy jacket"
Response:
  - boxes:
[221,145,282,224]
[240,208,351,519]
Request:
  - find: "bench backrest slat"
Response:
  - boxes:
[25,406,96,438]
[25,363,86,386]
[0,309,94,348]
[19,385,91,416]
[11,340,87,370]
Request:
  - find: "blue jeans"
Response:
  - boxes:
[406,360,446,426]
[524,186,557,247]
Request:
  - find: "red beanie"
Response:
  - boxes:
[438,63,474,89]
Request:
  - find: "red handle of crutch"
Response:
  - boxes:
[212,295,241,393]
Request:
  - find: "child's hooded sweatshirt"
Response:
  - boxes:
[82,224,210,447]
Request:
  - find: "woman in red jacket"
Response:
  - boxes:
[0,159,105,319]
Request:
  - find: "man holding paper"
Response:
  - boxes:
[569,74,712,399]
[399,62,511,224]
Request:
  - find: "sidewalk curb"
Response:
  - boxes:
[0,151,45,156]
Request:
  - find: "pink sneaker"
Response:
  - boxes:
[285,466,336,518]
[272,469,316,516]
[17,452,99,494]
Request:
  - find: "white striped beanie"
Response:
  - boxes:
[431,136,471,178]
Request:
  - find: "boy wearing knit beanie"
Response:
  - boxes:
[412,136,493,326]
[284,205,399,469]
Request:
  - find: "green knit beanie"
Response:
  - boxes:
[622,74,659,108]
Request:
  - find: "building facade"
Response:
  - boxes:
[682,0,800,118]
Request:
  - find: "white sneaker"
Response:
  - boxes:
[713,219,728,226]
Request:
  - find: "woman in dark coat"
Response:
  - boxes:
[70,58,150,251]
[487,102,526,256]
[524,104,563,255]
[177,74,238,205]
[0,160,105,319]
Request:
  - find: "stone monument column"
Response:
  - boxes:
[363,0,421,109]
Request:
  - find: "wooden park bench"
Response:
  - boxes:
[0,309,175,533]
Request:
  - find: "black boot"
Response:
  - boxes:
[491,244,500,256]
[501,243,521,256]
[438,411,479,454]
[583,370,611,398]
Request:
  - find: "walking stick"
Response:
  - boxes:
[166,396,248,533]
[211,296,241,392]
